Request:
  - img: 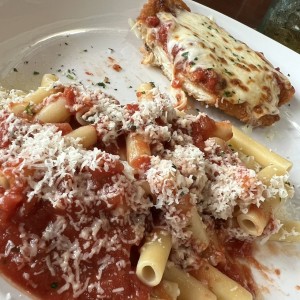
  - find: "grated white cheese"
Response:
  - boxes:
[0,81,294,298]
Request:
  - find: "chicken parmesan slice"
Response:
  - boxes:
[134,0,295,126]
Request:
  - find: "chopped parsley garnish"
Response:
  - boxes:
[33,71,40,75]
[51,282,58,289]
[223,91,233,97]
[83,49,88,52]
[181,51,189,59]
[172,164,177,169]
[13,68,18,72]
[66,69,76,80]
[218,151,225,157]
[224,69,233,76]
[97,82,106,88]
[24,104,35,116]
[66,74,75,80]
[150,82,156,88]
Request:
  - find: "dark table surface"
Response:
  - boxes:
[194,0,273,29]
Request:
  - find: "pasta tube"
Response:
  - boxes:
[0,173,9,190]
[65,125,98,149]
[228,126,292,171]
[136,230,172,287]
[163,263,217,300]
[191,262,253,300]
[35,96,70,123]
[270,220,300,242]
[188,207,209,249]
[151,279,180,300]
[126,133,151,170]
[236,205,269,236]
[10,74,61,116]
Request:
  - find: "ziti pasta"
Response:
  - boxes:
[0,74,295,299]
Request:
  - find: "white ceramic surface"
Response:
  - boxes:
[0,0,299,299]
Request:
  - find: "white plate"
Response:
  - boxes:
[0,0,300,299]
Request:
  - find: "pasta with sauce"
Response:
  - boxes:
[0,74,295,300]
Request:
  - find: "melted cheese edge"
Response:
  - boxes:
[141,9,293,119]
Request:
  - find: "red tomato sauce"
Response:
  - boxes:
[0,197,150,300]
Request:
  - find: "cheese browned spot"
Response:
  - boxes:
[135,0,295,126]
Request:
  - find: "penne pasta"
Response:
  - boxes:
[136,230,172,287]
[65,125,98,149]
[257,165,287,214]
[191,262,253,300]
[188,207,209,250]
[126,132,151,170]
[163,263,217,300]
[9,74,61,116]
[228,126,292,171]
[270,220,300,242]
[75,108,90,125]
[213,121,233,141]
[0,173,9,190]
[34,96,70,123]
[151,279,180,300]
[40,73,59,87]
[236,205,269,236]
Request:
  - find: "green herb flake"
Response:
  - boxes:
[51,282,58,289]
[66,74,75,80]
[97,82,106,88]
[13,68,18,72]
[223,91,232,97]
[181,51,189,59]
[218,151,225,157]
[33,71,40,75]
[224,69,233,76]
[24,104,35,116]
[150,82,156,88]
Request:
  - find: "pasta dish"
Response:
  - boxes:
[0,74,295,300]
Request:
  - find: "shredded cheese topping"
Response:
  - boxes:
[0,83,294,298]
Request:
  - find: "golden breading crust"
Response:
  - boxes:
[135,0,295,127]
[138,0,190,21]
